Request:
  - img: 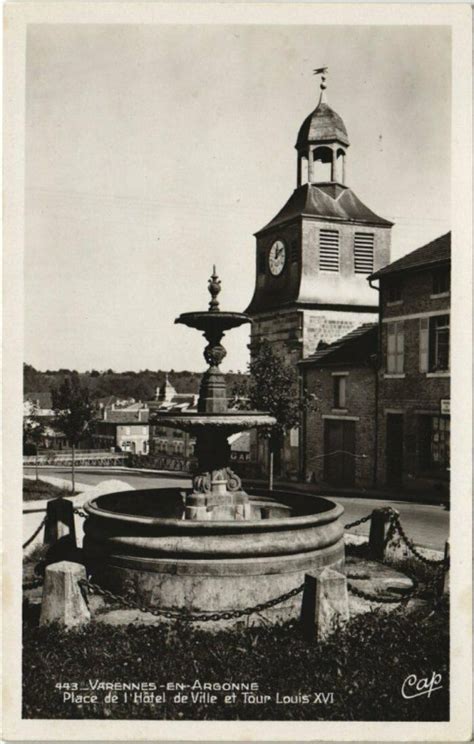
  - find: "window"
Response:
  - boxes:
[432,268,450,295]
[319,229,339,272]
[386,322,404,373]
[290,427,299,447]
[386,280,402,304]
[418,415,450,471]
[420,315,450,372]
[431,315,450,371]
[258,251,266,274]
[291,241,298,263]
[354,233,374,274]
[333,376,347,408]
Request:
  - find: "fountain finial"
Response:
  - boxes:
[208,266,221,312]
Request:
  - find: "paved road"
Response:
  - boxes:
[24,467,449,550]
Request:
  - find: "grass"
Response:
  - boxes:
[22,598,449,721]
[23,478,76,501]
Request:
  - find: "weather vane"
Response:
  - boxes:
[313,66,328,94]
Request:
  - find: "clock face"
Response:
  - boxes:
[268,240,286,276]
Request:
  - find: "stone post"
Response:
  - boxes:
[44,497,76,548]
[302,568,349,641]
[40,561,91,628]
[368,508,391,561]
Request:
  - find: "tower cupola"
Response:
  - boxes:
[296,68,349,186]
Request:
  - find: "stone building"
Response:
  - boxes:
[92,404,150,454]
[245,78,392,477]
[149,376,198,458]
[370,232,451,498]
[299,324,378,488]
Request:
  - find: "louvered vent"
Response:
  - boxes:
[354,233,374,274]
[319,230,339,272]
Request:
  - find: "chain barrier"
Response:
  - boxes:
[344,513,372,531]
[347,573,420,605]
[79,578,304,623]
[387,510,447,567]
[344,507,446,604]
[22,516,46,550]
[23,506,445,614]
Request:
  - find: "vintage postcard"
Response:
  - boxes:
[3,2,472,741]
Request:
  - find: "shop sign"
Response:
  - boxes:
[440,399,450,415]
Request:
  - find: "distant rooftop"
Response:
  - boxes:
[103,409,149,424]
[370,232,451,280]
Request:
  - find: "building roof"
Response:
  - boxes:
[228,431,250,452]
[299,323,378,368]
[103,409,149,424]
[296,101,349,149]
[256,183,392,235]
[24,392,53,409]
[370,232,451,280]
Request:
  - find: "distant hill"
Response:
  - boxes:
[24,364,248,402]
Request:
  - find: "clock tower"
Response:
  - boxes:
[246,75,392,366]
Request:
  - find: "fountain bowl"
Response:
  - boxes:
[83,487,345,627]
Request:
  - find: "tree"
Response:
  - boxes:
[23,402,46,481]
[232,340,319,488]
[51,373,93,492]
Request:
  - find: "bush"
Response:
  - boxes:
[23,479,75,501]
[22,599,449,720]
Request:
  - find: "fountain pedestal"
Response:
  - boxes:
[151,268,275,521]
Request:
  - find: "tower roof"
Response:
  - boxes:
[296,100,349,150]
[255,183,393,235]
[156,374,177,403]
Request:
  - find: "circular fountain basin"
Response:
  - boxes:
[176,311,250,332]
[149,410,276,434]
[83,488,345,626]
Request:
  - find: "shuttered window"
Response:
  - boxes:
[319,229,339,272]
[419,318,429,372]
[387,321,404,374]
[354,232,374,274]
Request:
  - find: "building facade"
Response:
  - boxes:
[245,78,392,476]
[370,232,451,497]
[92,405,150,454]
[299,325,378,488]
[149,376,197,459]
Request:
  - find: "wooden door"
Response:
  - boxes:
[324,419,356,486]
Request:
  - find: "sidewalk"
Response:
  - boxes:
[244,477,449,508]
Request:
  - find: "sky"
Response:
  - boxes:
[25,23,451,373]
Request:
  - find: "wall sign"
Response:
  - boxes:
[440,399,450,415]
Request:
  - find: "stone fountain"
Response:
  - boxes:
[83,271,345,625]
[156,266,275,521]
